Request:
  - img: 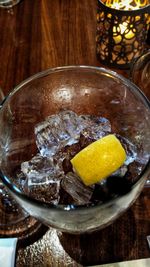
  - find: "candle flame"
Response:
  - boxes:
[119,22,128,34]
[113,22,135,43]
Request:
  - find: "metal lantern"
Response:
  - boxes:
[96,0,150,69]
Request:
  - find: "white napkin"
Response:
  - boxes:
[0,238,17,267]
[87,258,150,267]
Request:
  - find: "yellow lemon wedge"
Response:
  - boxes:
[71,134,126,186]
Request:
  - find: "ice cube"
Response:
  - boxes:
[59,110,84,144]
[80,115,111,140]
[53,148,69,173]
[35,111,111,157]
[21,154,62,204]
[117,135,137,165]
[35,118,61,157]
[82,127,107,140]
[21,154,61,185]
[124,160,145,185]
[24,180,61,205]
[52,141,82,176]
[61,172,94,205]
[46,114,71,143]
[80,115,111,131]
[35,110,84,157]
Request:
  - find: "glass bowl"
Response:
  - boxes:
[0,66,149,234]
[131,50,150,93]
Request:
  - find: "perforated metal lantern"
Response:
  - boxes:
[96,0,150,69]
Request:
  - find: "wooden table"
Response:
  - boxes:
[0,1,149,266]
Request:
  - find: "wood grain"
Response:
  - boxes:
[0,0,149,266]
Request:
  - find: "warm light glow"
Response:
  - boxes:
[113,22,135,43]
[105,0,147,10]
[97,0,150,67]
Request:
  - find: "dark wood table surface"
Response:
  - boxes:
[0,1,150,266]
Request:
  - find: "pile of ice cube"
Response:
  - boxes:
[20,110,137,205]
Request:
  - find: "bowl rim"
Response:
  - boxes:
[130,49,150,82]
[0,65,150,212]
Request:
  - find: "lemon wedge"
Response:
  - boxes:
[71,134,126,186]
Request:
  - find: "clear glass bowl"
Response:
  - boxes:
[131,50,150,187]
[131,50,150,93]
[0,66,149,233]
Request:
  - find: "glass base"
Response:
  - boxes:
[0,0,21,8]
[0,185,41,240]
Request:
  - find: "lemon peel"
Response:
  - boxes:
[71,134,126,186]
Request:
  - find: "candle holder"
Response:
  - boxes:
[96,0,150,69]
